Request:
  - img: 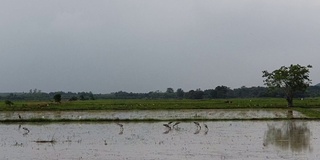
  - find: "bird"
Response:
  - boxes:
[194,122,201,129]
[18,114,22,119]
[116,123,124,135]
[204,124,208,130]
[116,123,123,128]
[22,127,30,133]
[203,123,209,135]
[163,124,171,129]
[163,123,171,134]
[172,122,180,128]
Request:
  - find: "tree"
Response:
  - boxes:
[262,64,312,107]
[185,89,204,99]
[89,92,95,100]
[166,88,174,94]
[214,85,230,98]
[176,88,184,99]
[164,88,175,98]
[53,94,62,103]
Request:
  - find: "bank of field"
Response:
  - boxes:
[1,98,320,111]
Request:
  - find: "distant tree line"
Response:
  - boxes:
[0,90,96,101]
[1,85,320,101]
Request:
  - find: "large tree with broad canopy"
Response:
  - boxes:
[262,64,312,107]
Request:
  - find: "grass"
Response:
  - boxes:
[1,98,315,111]
[294,108,320,118]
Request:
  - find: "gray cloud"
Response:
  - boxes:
[1,0,319,93]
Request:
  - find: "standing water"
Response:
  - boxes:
[0,120,318,159]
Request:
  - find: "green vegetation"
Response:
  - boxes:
[53,94,61,103]
[1,85,320,102]
[294,108,320,118]
[4,100,14,106]
[0,98,320,111]
[263,64,312,107]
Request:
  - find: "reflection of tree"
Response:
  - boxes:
[264,121,311,152]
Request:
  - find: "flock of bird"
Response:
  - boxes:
[17,114,209,136]
[113,121,209,135]
[163,121,209,134]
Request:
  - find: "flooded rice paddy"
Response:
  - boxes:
[1,120,319,160]
[0,110,316,159]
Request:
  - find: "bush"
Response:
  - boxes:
[69,96,78,101]
[5,100,14,106]
[53,94,61,103]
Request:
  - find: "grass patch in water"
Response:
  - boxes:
[294,108,320,118]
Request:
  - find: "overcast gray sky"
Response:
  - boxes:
[1,0,319,93]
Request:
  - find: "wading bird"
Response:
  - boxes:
[116,123,124,135]
[204,123,209,135]
[194,122,201,129]
[116,123,123,128]
[22,127,30,133]
[163,124,171,129]
[172,122,180,128]
[163,123,171,134]
[204,124,208,130]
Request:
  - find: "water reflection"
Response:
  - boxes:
[264,121,311,152]
[1,121,318,159]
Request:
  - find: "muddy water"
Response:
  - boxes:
[0,109,306,120]
[0,120,319,160]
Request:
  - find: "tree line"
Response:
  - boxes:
[1,85,320,101]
